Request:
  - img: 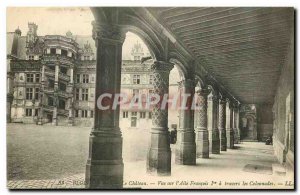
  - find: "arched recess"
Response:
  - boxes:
[90,7,165,61]
[241,113,258,141]
[168,51,190,80]
[120,14,165,61]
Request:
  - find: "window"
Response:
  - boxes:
[50,48,56,54]
[133,89,139,103]
[35,109,39,116]
[133,89,139,96]
[35,88,39,100]
[149,89,154,95]
[26,74,34,83]
[75,110,79,117]
[140,112,146,119]
[82,89,89,101]
[90,111,94,118]
[81,110,88,118]
[83,74,89,83]
[84,56,90,61]
[131,112,137,117]
[75,89,80,100]
[149,75,154,85]
[123,111,128,118]
[149,112,152,119]
[76,74,81,83]
[25,108,32,116]
[133,75,140,84]
[26,88,33,100]
[29,55,34,61]
[61,49,68,56]
[35,74,40,83]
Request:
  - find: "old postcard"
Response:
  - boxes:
[6,7,295,189]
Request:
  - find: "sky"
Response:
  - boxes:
[6,7,150,60]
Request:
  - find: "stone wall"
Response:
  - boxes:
[256,104,273,142]
[272,30,294,173]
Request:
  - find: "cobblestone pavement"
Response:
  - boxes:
[7,174,85,189]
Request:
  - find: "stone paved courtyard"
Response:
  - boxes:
[7,124,294,189]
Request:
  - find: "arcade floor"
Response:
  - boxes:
[7,124,294,189]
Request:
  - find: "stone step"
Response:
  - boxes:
[272,163,286,176]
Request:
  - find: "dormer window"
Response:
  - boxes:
[29,55,34,61]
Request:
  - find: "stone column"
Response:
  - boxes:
[7,71,14,123]
[226,101,234,149]
[209,92,220,154]
[52,62,59,126]
[195,88,210,158]
[38,64,45,125]
[233,104,239,144]
[147,61,174,175]
[85,22,126,189]
[67,66,74,126]
[219,97,227,151]
[175,79,196,165]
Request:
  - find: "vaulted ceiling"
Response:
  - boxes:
[147,7,294,104]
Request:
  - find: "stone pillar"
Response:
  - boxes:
[209,92,220,154]
[7,71,14,123]
[85,21,125,189]
[226,101,234,149]
[68,97,74,126]
[233,104,239,144]
[175,79,196,165]
[67,66,74,126]
[219,97,227,151]
[52,63,59,126]
[195,88,210,158]
[147,61,174,175]
[38,64,45,125]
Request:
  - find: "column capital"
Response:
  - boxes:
[92,21,126,43]
[151,61,174,73]
[178,79,195,89]
[196,88,210,96]
[219,97,227,105]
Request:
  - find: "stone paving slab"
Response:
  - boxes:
[7,174,85,189]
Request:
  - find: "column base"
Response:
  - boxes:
[52,120,57,126]
[175,142,196,165]
[196,128,209,158]
[147,128,171,176]
[209,129,220,154]
[68,117,74,126]
[233,128,239,144]
[220,128,227,151]
[85,130,124,189]
[85,160,123,189]
[226,128,234,149]
[147,147,171,176]
[220,137,227,151]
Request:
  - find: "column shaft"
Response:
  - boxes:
[38,64,45,125]
[195,88,210,158]
[219,98,227,151]
[147,61,174,175]
[85,22,125,189]
[226,102,234,149]
[209,94,220,154]
[175,79,196,165]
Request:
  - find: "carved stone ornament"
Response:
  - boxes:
[92,21,126,43]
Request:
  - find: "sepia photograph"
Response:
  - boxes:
[5,5,295,190]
